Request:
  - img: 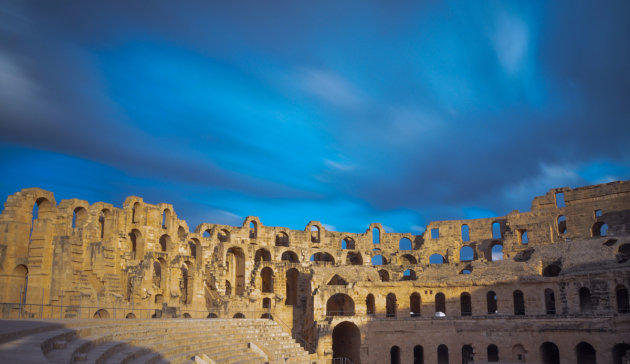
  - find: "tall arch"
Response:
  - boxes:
[579,287,592,312]
[435,292,446,314]
[545,288,556,315]
[616,284,630,313]
[540,342,559,364]
[487,344,499,362]
[226,247,245,295]
[487,291,498,314]
[437,344,449,364]
[410,292,421,317]
[513,290,525,315]
[413,345,424,364]
[332,321,361,364]
[285,268,298,305]
[390,346,401,364]
[575,342,596,364]
[460,292,471,316]
[386,293,397,317]
[462,344,474,364]
[366,294,375,315]
[8,265,28,304]
[261,267,274,293]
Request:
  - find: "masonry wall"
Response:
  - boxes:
[0,181,629,363]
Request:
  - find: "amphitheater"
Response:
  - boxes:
[0,180,628,364]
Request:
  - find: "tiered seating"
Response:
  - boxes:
[0,318,312,364]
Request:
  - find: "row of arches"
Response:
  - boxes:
[327,285,630,318]
[388,341,617,364]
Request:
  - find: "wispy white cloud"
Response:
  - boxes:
[492,12,529,75]
[298,68,366,110]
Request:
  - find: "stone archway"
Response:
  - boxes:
[332,321,361,364]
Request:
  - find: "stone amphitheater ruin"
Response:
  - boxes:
[0,180,629,364]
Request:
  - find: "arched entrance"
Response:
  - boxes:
[332,321,361,364]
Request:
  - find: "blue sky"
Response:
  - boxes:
[1,1,629,234]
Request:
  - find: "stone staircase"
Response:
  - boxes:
[0,318,312,364]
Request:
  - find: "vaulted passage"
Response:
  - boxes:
[332,321,361,364]
[540,342,559,364]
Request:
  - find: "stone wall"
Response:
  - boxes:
[0,181,629,363]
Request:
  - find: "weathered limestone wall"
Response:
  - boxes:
[0,180,629,363]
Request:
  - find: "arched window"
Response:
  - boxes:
[372,254,386,265]
[311,225,320,243]
[410,293,421,317]
[579,287,592,312]
[575,342,596,364]
[366,294,375,315]
[460,292,471,316]
[437,344,449,364]
[9,265,28,304]
[275,232,289,247]
[545,288,556,315]
[540,342,559,364]
[180,263,190,304]
[513,290,525,315]
[262,297,271,309]
[616,284,630,313]
[310,252,335,265]
[462,345,474,364]
[99,209,110,239]
[414,345,424,364]
[373,227,380,244]
[326,293,355,317]
[557,215,567,235]
[459,246,474,262]
[399,238,412,250]
[378,269,390,282]
[492,222,501,239]
[153,260,162,288]
[161,209,171,229]
[285,268,298,305]
[72,207,87,229]
[461,224,470,242]
[249,220,257,239]
[225,280,232,296]
[592,222,608,237]
[261,267,274,293]
[255,249,271,262]
[487,291,498,314]
[188,240,197,259]
[490,244,503,261]
[390,346,400,364]
[487,344,499,362]
[202,229,211,238]
[402,269,416,281]
[218,229,230,243]
[429,254,444,264]
[159,235,169,252]
[281,251,299,263]
[386,293,397,317]
[178,226,186,241]
[346,252,363,265]
[613,344,630,364]
[342,237,355,250]
[132,202,140,223]
[519,230,528,244]
[435,292,446,314]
